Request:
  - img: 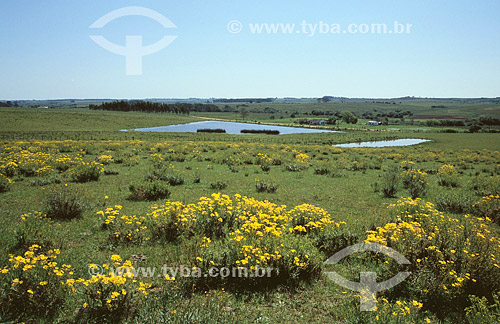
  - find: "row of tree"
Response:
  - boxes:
[0,101,19,107]
[296,111,359,125]
[89,101,229,114]
[89,101,190,114]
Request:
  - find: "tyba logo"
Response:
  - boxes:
[324,242,411,311]
[89,6,177,75]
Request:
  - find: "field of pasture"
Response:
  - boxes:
[1,108,500,323]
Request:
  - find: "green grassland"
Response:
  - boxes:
[198,99,500,118]
[1,107,500,323]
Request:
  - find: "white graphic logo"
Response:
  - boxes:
[89,6,177,75]
[324,243,411,311]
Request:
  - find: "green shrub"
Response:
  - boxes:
[0,174,12,193]
[72,256,152,323]
[470,176,500,196]
[314,160,331,175]
[437,164,461,187]
[473,194,500,224]
[255,180,278,193]
[435,190,475,214]
[96,154,113,165]
[163,173,185,186]
[43,185,85,220]
[314,167,330,175]
[69,161,103,183]
[128,181,171,201]
[29,175,61,186]
[366,197,500,318]
[14,212,56,250]
[98,206,148,244]
[380,167,400,198]
[210,181,228,190]
[147,194,346,289]
[465,292,500,324]
[146,165,184,185]
[104,168,119,175]
[284,164,306,172]
[401,169,428,198]
[312,226,357,256]
[0,245,68,322]
[0,161,18,177]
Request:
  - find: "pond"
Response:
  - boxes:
[333,138,430,148]
[130,121,341,135]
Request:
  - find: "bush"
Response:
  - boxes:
[435,190,475,214]
[163,173,185,186]
[104,168,119,175]
[0,174,12,193]
[146,201,189,242]
[43,185,85,220]
[470,176,500,196]
[128,181,171,201]
[473,194,500,224]
[379,167,400,198]
[210,181,227,190]
[314,160,331,175]
[197,128,226,133]
[14,212,56,250]
[240,129,279,135]
[401,169,428,198]
[465,292,500,324]
[144,194,346,289]
[0,245,68,322]
[146,165,184,185]
[314,167,330,175]
[71,255,153,323]
[69,161,103,183]
[366,197,500,317]
[284,164,306,172]
[312,226,357,256]
[0,161,18,177]
[255,180,278,193]
[97,154,113,165]
[437,164,460,187]
[29,175,61,186]
[98,206,149,244]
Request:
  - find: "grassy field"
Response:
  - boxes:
[1,108,500,323]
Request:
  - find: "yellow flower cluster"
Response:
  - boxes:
[150,200,197,230]
[0,173,13,184]
[0,244,74,308]
[288,203,344,233]
[401,168,428,184]
[7,245,63,275]
[97,154,114,164]
[438,164,455,176]
[367,197,500,297]
[255,153,272,165]
[373,298,424,321]
[295,153,310,163]
[97,205,148,243]
[0,145,83,177]
[473,194,500,220]
[73,255,153,312]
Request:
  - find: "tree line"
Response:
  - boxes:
[0,101,19,107]
[89,101,227,114]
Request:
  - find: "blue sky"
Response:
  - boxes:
[1,0,499,99]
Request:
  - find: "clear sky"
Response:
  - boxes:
[1,0,499,99]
